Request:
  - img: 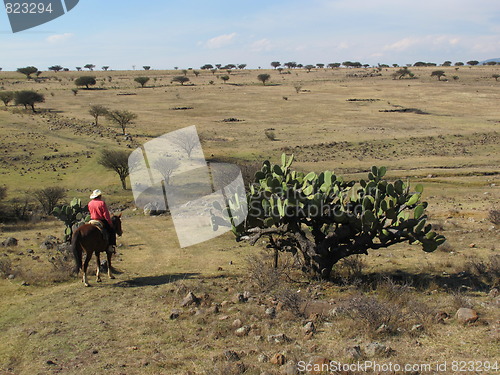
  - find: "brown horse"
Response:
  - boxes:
[71,214,123,287]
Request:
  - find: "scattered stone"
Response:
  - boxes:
[223,350,240,362]
[489,288,499,298]
[169,309,181,320]
[235,326,251,337]
[265,307,276,318]
[303,321,316,335]
[209,303,220,314]
[27,249,34,254]
[411,324,424,332]
[434,311,450,324]
[218,315,229,321]
[281,361,299,375]
[39,240,55,250]
[233,292,248,303]
[455,308,478,324]
[7,274,15,280]
[267,333,291,344]
[180,292,200,307]
[257,353,269,363]
[376,323,390,334]
[20,281,29,286]
[345,345,363,360]
[2,237,18,247]
[232,319,243,328]
[469,243,476,248]
[364,342,394,357]
[270,353,286,366]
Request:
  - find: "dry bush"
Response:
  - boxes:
[274,287,305,318]
[462,255,500,287]
[488,209,500,225]
[245,251,284,293]
[450,290,474,309]
[332,255,366,285]
[0,257,13,278]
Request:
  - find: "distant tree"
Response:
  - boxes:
[215,64,222,69]
[284,62,297,69]
[34,186,66,215]
[76,67,82,71]
[454,62,464,66]
[200,64,214,70]
[485,61,497,66]
[143,66,151,70]
[14,90,45,112]
[0,91,14,106]
[192,70,200,77]
[492,74,500,81]
[211,69,217,75]
[134,76,150,88]
[257,73,271,85]
[153,156,180,185]
[106,110,137,135]
[316,63,325,69]
[220,75,230,84]
[98,149,130,189]
[173,131,199,158]
[277,68,284,74]
[89,104,109,125]
[17,66,38,79]
[102,66,110,71]
[172,76,190,85]
[182,69,188,76]
[394,67,413,79]
[238,64,247,69]
[467,60,479,66]
[431,70,446,81]
[304,64,315,72]
[392,64,399,67]
[84,64,95,71]
[271,61,281,69]
[173,66,178,70]
[75,76,96,89]
[442,61,452,67]
[327,63,341,69]
[294,83,303,93]
[63,68,69,72]
[413,61,427,67]
[48,65,63,72]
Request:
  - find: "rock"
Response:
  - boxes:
[233,292,248,303]
[455,308,478,324]
[469,243,476,248]
[281,361,298,375]
[270,353,286,366]
[345,345,363,360]
[411,324,424,332]
[180,292,200,307]
[20,281,29,286]
[303,321,316,335]
[2,237,18,247]
[7,274,15,280]
[232,319,243,328]
[39,240,55,250]
[489,288,499,298]
[265,307,276,318]
[267,333,291,344]
[306,356,331,375]
[257,353,269,363]
[27,249,34,254]
[209,304,220,314]
[434,311,449,324]
[235,326,251,337]
[364,342,394,357]
[169,309,181,320]
[223,350,240,362]
[376,323,390,333]
[218,315,229,321]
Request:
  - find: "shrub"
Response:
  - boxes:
[257,73,270,85]
[134,76,150,88]
[74,76,96,89]
[34,186,66,215]
[0,91,14,106]
[488,209,500,225]
[264,129,276,141]
[14,90,45,112]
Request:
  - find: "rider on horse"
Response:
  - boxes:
[88,189,116,253]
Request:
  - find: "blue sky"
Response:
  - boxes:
[1,0,499,71]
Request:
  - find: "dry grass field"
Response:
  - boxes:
[0,65,499,374]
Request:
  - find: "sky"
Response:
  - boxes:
[1,0,499,71]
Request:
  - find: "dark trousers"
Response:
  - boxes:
[100,220,116,246]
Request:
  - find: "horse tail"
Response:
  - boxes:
[71,229,83,273]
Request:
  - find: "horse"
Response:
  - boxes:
[71,214,123,287]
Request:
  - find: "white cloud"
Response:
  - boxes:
[204,33,237,49]
[250,38,273,52]
[46,33,74,44]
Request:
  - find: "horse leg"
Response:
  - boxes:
[107,251,115,279]
[82,250,93,287]
[95,252,102,283]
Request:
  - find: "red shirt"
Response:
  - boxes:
[88,198,112,226]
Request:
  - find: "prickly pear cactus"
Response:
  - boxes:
[52,198,90,242]
[212,154,445,278]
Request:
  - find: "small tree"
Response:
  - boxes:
[98,149,131,189]
[394,67,413,79]
[172,76,190,85]
[143,66,151,70]
[75,76,96,89]
[153,157,180,185]
[257,73,271,85]
[0,91,14,106]
[76,67,82,71]
[48,65,63,72]
[107,110,137,134]
[304,64,315,72]
[238,64,247,69]
[316,63,325,69]
[220,75,230,84]
[193,70,200,77]
[89,104,109,126]
[34,186,66,215]
[102,66,110,71]
[84,64,95,71]
[134,76,150,88]
[17,66,38,79]
[271,61,281,69]
[466,60,479,66]
[212,155,445,279]
[173,131,199,158]
[492,74,500,81]
[14,90,45,112]
[431,70,446,81]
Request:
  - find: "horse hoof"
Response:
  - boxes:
[96,279,102,283]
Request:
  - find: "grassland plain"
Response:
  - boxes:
[0,66,499,374]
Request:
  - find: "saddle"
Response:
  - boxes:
[89,220,109,243]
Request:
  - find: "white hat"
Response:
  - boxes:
[90,189,102,199]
